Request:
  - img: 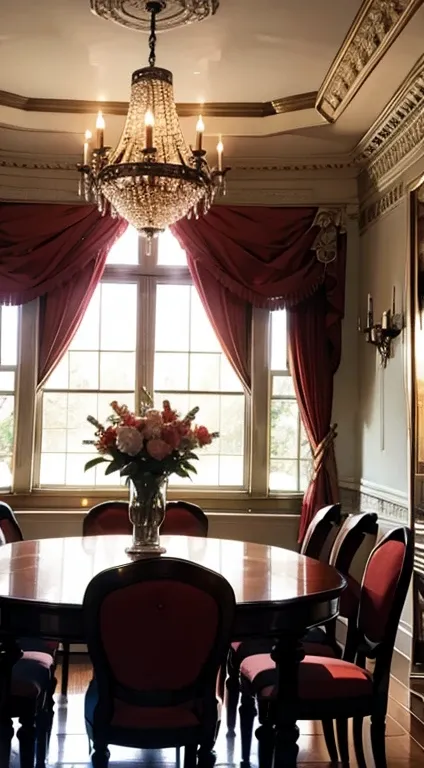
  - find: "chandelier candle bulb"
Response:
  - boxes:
[144,110,155,150]
[83,130,92,165]
[195,115,205,151]
[217,137,224,171]
[96,111,105,149]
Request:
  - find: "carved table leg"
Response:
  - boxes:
[0,635,22,765]
[271,630,305,768]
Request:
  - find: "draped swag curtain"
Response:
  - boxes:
[172,206,346,541]
[0,203,127,386]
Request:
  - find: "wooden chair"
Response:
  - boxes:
[0,511,55,768]
[239,526,413,768]
[226,502,342,734]
[83,556,235,768]
[0,500,24,543]
[83,499,208,538]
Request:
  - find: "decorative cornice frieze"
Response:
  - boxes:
[359,181,405,231]
[355,55,424,187]
[316,0,423,123]
[0,158,75,172]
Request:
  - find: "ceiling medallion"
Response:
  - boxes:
[90,0,219,31]
[78,1,229,242]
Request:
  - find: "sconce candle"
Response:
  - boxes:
[392,285,396,315]
[196,115,205,152]
[96,111,105,149]
[382,310,390,330]
[367,293,373,327]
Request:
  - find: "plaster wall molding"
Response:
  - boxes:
[359,180,406,231]
[339,482,409,523]
[316,0,423,123]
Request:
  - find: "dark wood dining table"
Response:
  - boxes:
[0,535,345,767]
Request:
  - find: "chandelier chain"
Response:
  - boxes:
[147,2,160,67]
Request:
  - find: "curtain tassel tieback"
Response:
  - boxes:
[312,423,338,481]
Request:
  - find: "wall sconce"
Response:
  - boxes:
[358,287,404,368]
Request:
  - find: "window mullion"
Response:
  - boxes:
[137,275,156,405]
[250,307,270,496]
[13,300,39,493]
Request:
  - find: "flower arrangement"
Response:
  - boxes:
[83,389,219,482]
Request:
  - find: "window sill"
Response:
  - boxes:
[4,488,303,514]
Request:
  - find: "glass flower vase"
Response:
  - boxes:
[126,474,167,555]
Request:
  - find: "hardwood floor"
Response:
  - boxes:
[9,655,424,767]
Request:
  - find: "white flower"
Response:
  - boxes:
[116,426,143,456]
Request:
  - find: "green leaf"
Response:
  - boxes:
[185,452,199,460]
[84,456,109,472]
[120,462,138,477]
[174,466,190,478]
[183,462,197,474]
[104,459,122,475]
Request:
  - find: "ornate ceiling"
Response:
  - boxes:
[0,0,423,167]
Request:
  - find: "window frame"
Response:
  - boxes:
[9,234,306,506]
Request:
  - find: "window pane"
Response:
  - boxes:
[155,285,190,352]
[155,391,244,488]
[157,229,187,266]
[270,310,287,370]
[106,225,139,264]
[0,372,15,392]
[0,395,14,488]
[40,280,137,487]
[154,353,189,390]
[270,400,299,459]
[269,459,297,492]
[190,353,220,391]
[0,305,19,366]
[190,291,220,353]
[272,375,295,397]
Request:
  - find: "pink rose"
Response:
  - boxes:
[146,438,172,461]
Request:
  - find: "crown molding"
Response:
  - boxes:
[0,88,316,119]
[355,54,424,188]
[316,0,423,123]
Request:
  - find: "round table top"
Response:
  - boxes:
[0,535,345,609]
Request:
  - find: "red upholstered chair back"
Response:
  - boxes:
[357,526,413,655]
[83,500,208,538]
[83,557,235,737]
[83,501,130,537]
[329,511,378,620]
[0,501,24,543]
[161,501,208,538]
[300,503,342,560]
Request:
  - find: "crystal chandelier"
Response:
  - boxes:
[78,0,229,242]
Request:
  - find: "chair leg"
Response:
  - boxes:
[322,718,338,763]
[239,692,257,764]
[336,718,350,765]
[256,720,275,768]
[226,660,239,734]
[353,716,367,768]
[184,744,197,768]
[91,742,110,768]
[61,642,70,697]
[370,715,387,768]
[35,706,50,768]
[0,716,13,766]
[17,713,37,768]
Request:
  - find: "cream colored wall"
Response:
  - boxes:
[359,200,409,503]
[333,216,360,489]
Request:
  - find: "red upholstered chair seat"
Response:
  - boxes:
[11,650,55,703]
[240,653,373,702]
[85,679,200,731]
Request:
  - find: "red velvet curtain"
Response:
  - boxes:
[172,207,346,540]
[0,203,127,384]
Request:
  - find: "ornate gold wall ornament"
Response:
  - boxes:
[311,208,346,263]
[90,0,219,31]
[358,182,405,231]
[316,0,423,123]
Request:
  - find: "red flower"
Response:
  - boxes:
[161,425,182,450]
[162,400,178,424]
[195,425,212,446]
[96,426,117,453]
